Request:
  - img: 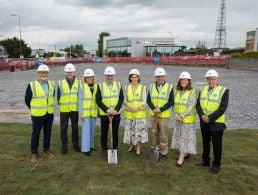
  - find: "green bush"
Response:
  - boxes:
[231,51,258,58]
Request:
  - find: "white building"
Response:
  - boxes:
[103,36,185,57]
[0,45,8,59]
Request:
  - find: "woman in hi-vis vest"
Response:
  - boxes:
[123,69,148,155]
[171,71,197,167]
[78,68,98,156]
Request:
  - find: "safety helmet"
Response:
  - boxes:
[205,69,219,78]
[37,64,49,72]
[179,71,191,79]
[154,67,166,76]
[83,68,95,77]
[104,66,116,75]
[64,63,76,72]
[129,68,140,76]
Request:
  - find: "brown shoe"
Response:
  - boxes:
[43,151,55,159]
[30,154,38,163]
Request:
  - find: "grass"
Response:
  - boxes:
[0,123,258,194]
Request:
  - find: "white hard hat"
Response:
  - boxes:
[129,68,140,76]
[83,68,95,77]
[154,67,166,76]
[104,66,116,75]
[37,64,49,72]
[64,63,76,72]
[179,71,191,79]
[205,69,219,78]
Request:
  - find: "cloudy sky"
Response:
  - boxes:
[0,0,257,50]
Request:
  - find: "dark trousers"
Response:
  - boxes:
[100,114,120,150]
[201,126,224,168]
[31,114,54,154]
[60,111,79,149]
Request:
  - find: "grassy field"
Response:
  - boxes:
[0,123,258,194]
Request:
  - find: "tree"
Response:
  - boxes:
[62,44,85,58]
[96,32,110,57]
[0,37,31,58]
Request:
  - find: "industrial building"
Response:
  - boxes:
[246,29,258,51]
[103,36,185,57]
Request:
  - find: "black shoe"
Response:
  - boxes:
[176,162,184,167]
[83,152,91,156]
[210,166,220,174]
[196,160,210,167]
[159,154,168,162]
[102,149,107,158]
[61,148,68,155]
[73,147,81,153]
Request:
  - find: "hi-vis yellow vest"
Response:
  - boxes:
[200,85,227,123]
[98,81,121,116]
[174,89,197,124]
[124,84,147,119]
[58,79,79,112]
[149,82,173,118]
[29,80,54,117]
[80,83,98,117]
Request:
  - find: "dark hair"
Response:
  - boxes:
[128,74,140,83]
[176,79,192,91]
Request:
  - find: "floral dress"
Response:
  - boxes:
[171,90,197,154]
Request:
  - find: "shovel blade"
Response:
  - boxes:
[149,147,160,161]
[108,149,118,164]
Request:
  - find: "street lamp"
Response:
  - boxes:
[168,31,173,56]
[11,13,22,58]
[64,29,72,58]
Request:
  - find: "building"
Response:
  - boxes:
[246,29,258,51]
[0,45,8,59]
[103,36,185,57]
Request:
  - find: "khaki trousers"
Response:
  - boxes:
[150,115,169,155]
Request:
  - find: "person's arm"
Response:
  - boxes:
[96,85,109,113]
[208,89,229,123]
[25,83,32,109]
[147,91,156,110]
[78,88,83,116]
[160,88,174,112]
[196,92,204,118]
[57,85,61,105]
[114,87,124,112]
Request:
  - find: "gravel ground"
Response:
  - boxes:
[0,63,258,130]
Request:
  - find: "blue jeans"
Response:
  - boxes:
[31,114,54,154]
[81,117,96,152]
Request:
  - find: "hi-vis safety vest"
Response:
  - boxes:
[174,88,197,124]
[124,84,147,119]
[200,85,227,123]
[149,82,173,118]
[80,83,98,117]
[98,81,121,116]
[58,79,79,112]
[29,80,54,117]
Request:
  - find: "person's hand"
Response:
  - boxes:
[131,107,139,112]
[111,109,118,115]
[201,115,209,123]
[175,114,183,122]
[154,107,161,114]
[80,114,84,121]
[106,109,112,115]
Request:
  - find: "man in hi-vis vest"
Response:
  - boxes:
[147,67,174,162]
[196,69,229,174]
[25,64,55,163]
[57,63,80,154]
[96,66,124,158]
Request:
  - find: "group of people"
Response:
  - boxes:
[25,63,229,174]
